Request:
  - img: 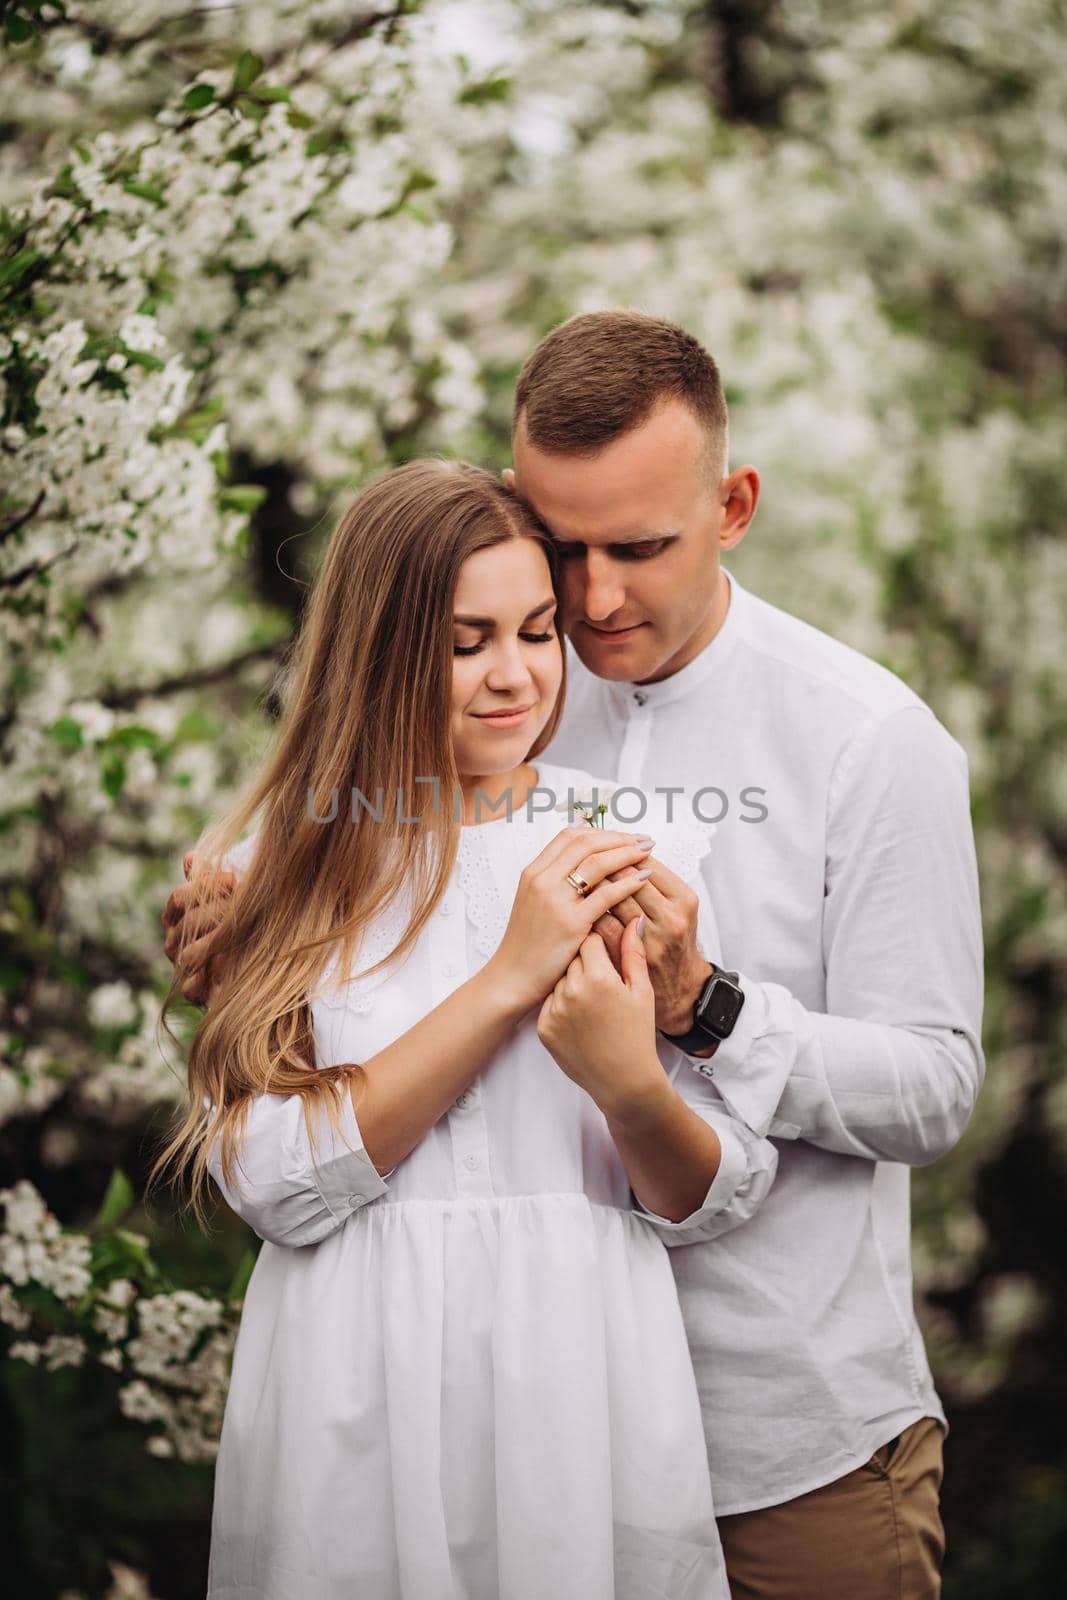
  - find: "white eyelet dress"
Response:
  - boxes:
[206,763,777,1600]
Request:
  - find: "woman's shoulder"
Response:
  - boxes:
[221,831,259,878]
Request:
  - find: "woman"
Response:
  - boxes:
[157,460,776,1600]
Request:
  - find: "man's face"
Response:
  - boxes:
[511,399,745,686]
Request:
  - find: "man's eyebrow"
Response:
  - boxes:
[453,597,558,627]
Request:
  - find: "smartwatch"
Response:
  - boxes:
[661,965,745,1060]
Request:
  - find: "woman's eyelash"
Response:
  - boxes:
[453,629,556,657]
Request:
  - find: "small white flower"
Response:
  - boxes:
[8,1340,42,1366]
[42,1333,87,1370]
[119,314,165,354]
[88,982,138,1029]
[555,792,611,828]
[0,1284,31,1330]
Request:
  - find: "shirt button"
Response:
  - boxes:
[443,961,461,979]
[440,901,455,917]
[454,1091,471,1110]
[463,1153,480,1172]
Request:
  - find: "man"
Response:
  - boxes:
[164,311,983,1598]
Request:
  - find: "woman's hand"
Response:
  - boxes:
[485,826,655,1014]
[536,918,668,1121]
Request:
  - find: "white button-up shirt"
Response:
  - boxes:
[543,568,985,1514]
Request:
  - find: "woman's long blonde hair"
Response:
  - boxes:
[153,459,565,1218]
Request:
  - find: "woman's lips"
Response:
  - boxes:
[472,706,534,728]
[583,621,646,643]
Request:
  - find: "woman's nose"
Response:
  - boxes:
[485,639,534,691]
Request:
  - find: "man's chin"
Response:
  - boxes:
[570,626,660,683]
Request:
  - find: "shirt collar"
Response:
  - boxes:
[602,566,745,711]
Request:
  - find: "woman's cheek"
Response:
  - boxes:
[544,642,565,699]
[449,657,479,713]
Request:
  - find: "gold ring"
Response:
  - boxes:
[565,868,591,897]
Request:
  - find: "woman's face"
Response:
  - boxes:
[450,538,563,779]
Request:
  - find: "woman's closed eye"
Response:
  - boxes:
[454,628,556,657]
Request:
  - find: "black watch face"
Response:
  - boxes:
[701,982,743,1036]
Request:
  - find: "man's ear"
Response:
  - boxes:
[502,467,517,493]
[719,464,760,551]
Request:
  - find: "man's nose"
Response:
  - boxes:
[581,552,626,621]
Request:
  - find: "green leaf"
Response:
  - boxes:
[182,83,216,112]
[173,705,219,742]
[219,483,267,514]
[109,1229,158,1279]
[250,84,291,104]
[123,347,165,373]
[287,108,316,131]
[5,15,33,44]
[232,50,263,92]
[306,127,344,159]
[175,394,224,443]
[122,179,166,206]
[101,753,127,798]
[0,247,43,292]
[458,76,512,106]
[94,1168,135,1230]
[105,724,160,753]
[47,716,84,751]
[227,1248,258,1303]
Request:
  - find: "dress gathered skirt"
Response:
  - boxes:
[206,764,776,1599]
[208,1193,727,1600]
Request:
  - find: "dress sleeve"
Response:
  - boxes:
[207,826,390,1246]
[208,1088,389,1248]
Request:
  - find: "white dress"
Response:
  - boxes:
[206,762,777,1600]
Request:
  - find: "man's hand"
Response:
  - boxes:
[591,855,712,1034]
[160,851,235,1007]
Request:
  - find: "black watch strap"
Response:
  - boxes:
[661,966,744,1057]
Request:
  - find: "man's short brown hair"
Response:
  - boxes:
[513,309,728,473]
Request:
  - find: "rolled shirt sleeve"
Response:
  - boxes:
[632,1048,779,1244]
[208,1087,389,1248]
[683,704,985,1165]
[628,816,779,1243]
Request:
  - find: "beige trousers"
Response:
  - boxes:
[717,1417,946,1600]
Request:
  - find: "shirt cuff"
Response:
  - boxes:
[681,975,801,1139]
[307,1090,391,1224]
[633,1116,753,1240]
[213,1088,391,1248]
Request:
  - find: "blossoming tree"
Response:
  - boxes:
[2,0,1065,1593]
